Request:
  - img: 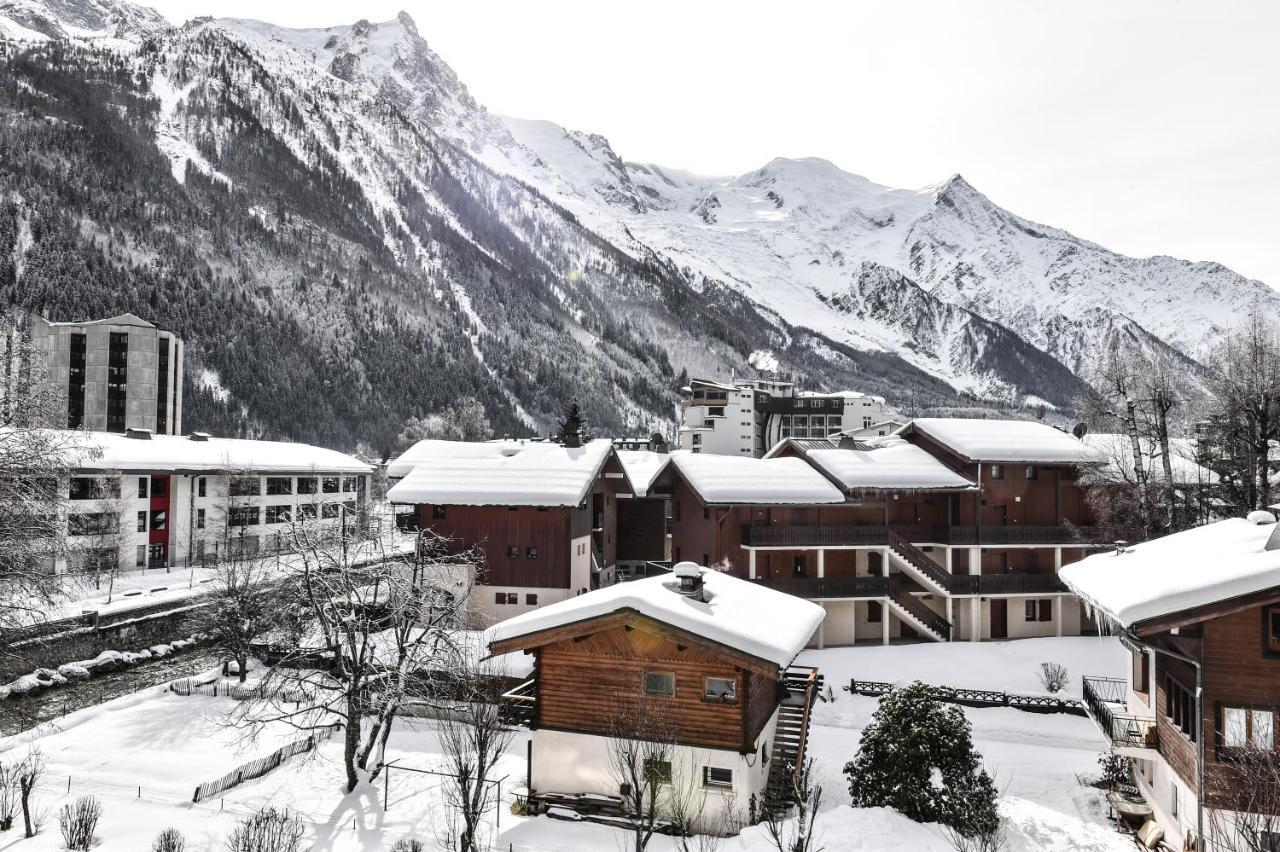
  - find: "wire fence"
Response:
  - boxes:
[168,677,313,705]
[191,723,342,802]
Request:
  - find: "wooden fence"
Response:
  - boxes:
[845,679,1086,716]
[169,678,312,705]
[191,723,342,802]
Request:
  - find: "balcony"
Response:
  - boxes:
[1082,676,1157,753]
[751,575,891,599]
[499,678,537,727]
[949,573,1069,596]
[741,524,1102,548]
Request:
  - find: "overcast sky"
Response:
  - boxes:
[140,0,1280,286]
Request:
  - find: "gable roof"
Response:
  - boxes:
[1060,517,1280,628]
[385,439,613,508]
[486,567,824,669]
[899,418,1105,465]
[615,449,671,498]
[664,452,844,505]
[773,435,976,492]
[66,430,370,474]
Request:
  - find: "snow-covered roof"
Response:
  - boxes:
[797,390,886,403]
[615,450,670,498]
[667,452,845,505]
[1083,433,1218,485]
[1060,517,1280,627]
[900,418,1105,465]
[486,566,824,669]
[66,430,370,474]
[687,379,743,392]
[798,436,976,492]
[38,312,158,329]
[385,439,613,507]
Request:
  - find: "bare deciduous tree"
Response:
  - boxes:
[436,658,516,852]
[1207,744,1280,852]
[16,747,44,838]
[232,516,478,792]
[607,698,680,852]
[224,806,304,852]
[761,757,823,852]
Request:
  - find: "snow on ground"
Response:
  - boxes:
[0,638,1131,851]
[799,635,1128,699]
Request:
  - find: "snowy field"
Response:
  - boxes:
[0,638,1131,851]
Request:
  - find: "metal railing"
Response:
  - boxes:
[500,679,537,727]
[1082,675,1157,750]
[743,523,1102,548]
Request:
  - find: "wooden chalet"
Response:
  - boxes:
[1063,513,1280,851]
[487,563,825,831]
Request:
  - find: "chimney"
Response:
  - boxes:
[672,561,706,601]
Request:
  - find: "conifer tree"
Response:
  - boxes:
[844,682,999,838]
[555,400,590,448]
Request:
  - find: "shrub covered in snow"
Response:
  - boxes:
[844,682,999,838]
[152,827,186,852]
[1037,662,1069,694]
[58,795,102,851]
[224,806,304,852]
[390,840,424,852]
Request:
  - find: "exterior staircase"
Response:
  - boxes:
[885,574,951,642]
[764,665,823,813]
[886,529,952,596]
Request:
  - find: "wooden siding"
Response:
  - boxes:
[534,623,773,752]
[419,505,573,588]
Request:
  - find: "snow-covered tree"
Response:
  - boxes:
[395,398,493,450]
[844,683,999,838]
[555,400,590,448]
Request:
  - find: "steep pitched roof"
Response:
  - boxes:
[665,452,844,505]
[778,436,976,492]
[386,439,613,508]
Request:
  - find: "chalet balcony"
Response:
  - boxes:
[948,573,1069,596]
[751,575,892,599]
[741,524,1102,548]
[1082,675,1158,754]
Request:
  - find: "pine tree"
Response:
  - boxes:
[555,400,590,448]
[844,682,999,837]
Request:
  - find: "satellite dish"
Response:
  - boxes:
[1072,423,1089,440]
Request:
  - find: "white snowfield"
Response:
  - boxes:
[386,438,613,507]
[614,448,670,498]
[50,429,373,474]
[783,436,977,492]
[485,566,825,669]
[1061,517,1280,627]
[902,418,1106,464]
[667,452,845,505]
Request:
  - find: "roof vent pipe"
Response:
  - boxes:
[672,561,706,601]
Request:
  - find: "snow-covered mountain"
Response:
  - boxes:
[0,0,1266,447]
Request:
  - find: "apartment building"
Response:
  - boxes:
[1063,514,1280,852]
[63,429,371,573]
[676,377,894,458]
[658,418,1109,644]
[32,313,183,435]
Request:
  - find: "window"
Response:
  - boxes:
[150,510,167,531]
[989,464,1004,480]
[506,546,519,558]
[228,506,259,527]
[151,477,167,498]
[643,759,672,785]
[1025,466,1038,480]
[1165,676,1197,742]
[494,592,506,605]
[1260,832,1280,852]
[321,503,340,519]
[342,477,357,492]
[526,593,538,606]
[506,592,517,604]
[197,478,206,498]
[526,547,539,559]
[322,477,339,493]
[1132,649,1150,696]
[134,510,145,533]
[432,505,447,520]
[1265,606,1280,657]
[266,477,292,495]
[136,545,146,567]
[702,766,733,788]
[1024,599,1052,622]
[298,503,318,520]
[69,477,108,500]
[265,505,292,524]
[196,508,205,530]
[137,477,148,498]
[68,513,109,537]
[643,672,675,697]
[1221,705,1275,750]
[230,477,260,497]
[297,478,318,495]
[704,677,737,702]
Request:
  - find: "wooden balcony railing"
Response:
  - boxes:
[1082,676,1157,750]
[948,573,1069,596]
[751,575,892,599]
[742,524,1102,548]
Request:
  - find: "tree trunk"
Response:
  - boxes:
[1259,437,1272,512]
[237,654,248,683]
[1124,398,1151,535]
[1155,405,1176,529]
[20,781,33,838]
[343,697,362,792]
